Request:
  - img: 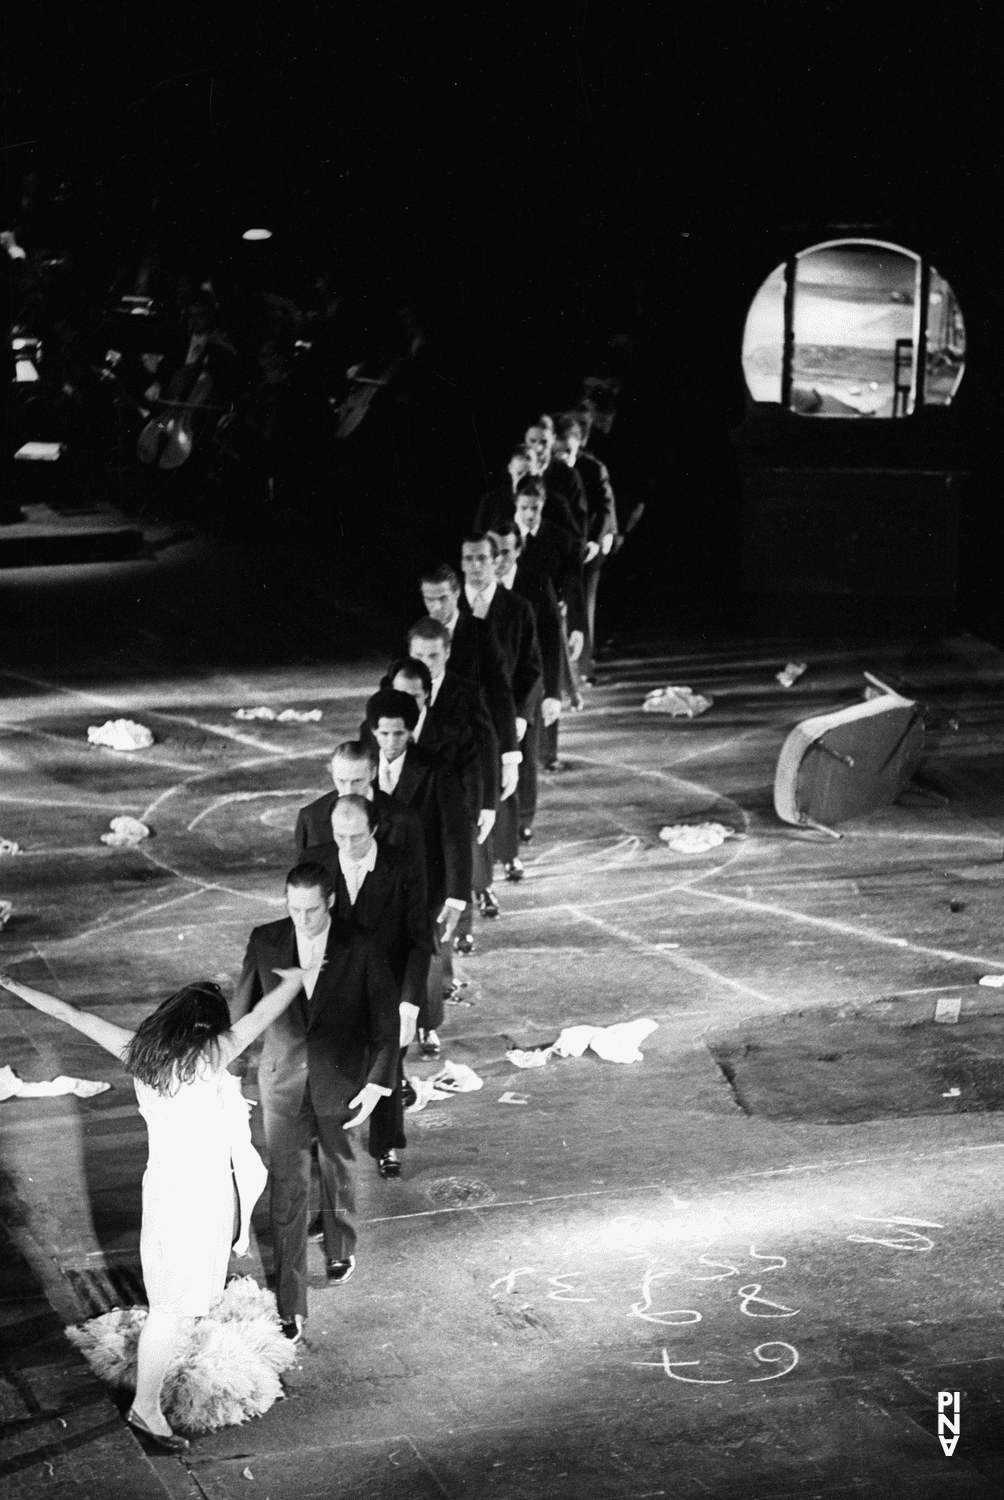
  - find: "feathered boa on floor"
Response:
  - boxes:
[64,1276,299,1434]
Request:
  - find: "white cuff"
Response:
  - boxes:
[501,751,522,765]
[444,898,467,911]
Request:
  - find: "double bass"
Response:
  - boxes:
[137,303,234,470]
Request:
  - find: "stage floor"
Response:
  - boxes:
[3,607,1004,1497]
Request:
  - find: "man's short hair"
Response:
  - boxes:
[384,655,433,696]
[527,413,555,434]
[365,687,420,732]
[462,530,499,559]
[515,475,546,501]
[407,616,451,648]
[286,861,333,898]
[419,562,461,592]
[489,519,522,547]
[331,738,377,769]
[332,793,378,831]
[554,412,584,442]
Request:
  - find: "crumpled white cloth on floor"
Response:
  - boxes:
[233,707,323,722]
[552,1019,658,1064]
[776,661,807,688]
[0,900,13,928]
[659,822,734,853]
[0,837,21,856]
[0,1065,111,1103]
[100,816,151,847]
[403,1076,452,1113]
[642,686,713,718]
[979,974,1004,988]
[505,1046,554,1069]
[87,719,154,751]
[431,1060,484,1093]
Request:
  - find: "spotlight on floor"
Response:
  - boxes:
[241,228,273,242]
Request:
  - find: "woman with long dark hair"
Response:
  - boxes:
[0,965,312,1451]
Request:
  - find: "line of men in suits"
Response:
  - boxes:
[228,406,621,1339]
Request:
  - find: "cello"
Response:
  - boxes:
[137,298,233,470]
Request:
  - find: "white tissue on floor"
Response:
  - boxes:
[233,707,323,722]
[642,686,712,718]
[659,822,734,853]
[100,816,151,847]
[87,720,154,751]
[0,1065,111,1103]
[0,900,13,928]
[431,1061,484,1093]
[546,1019,658,1064]
[0,837,21,856]
[978,974,1004,988]
[403,1076,453,1112]
[776,662,808,688]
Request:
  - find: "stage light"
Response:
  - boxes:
[242,228,273,242]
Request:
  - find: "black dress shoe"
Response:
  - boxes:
[519,826,534,843]
[378,1150,402,1178]
[418,1027,441,1057]
[326,1254,356,1285]
[503,858,524,882]
[477,887,500,918]
[126,1409,190,1452]
[401,1077,417,1107]
[453,933,475,956]
[280,1315,304,1343]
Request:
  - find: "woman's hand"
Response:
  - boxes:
[271,965,318,985]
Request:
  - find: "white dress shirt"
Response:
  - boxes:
[498,564,517,591]
[379,750,407,794]
[413,705,428,740]
[338,840,379,905]
[295,920,330,999]
[464,579,497,619]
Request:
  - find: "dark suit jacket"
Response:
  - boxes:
[387,742,472,908]
[304,839,431,1010]
[510,567,563,701]
[545,461,589,537]
[519,521,588,637]
[575,449,618,541]
[424,670,498,812]
[427,611,517,757]
[294,788,427,907]
[231,920,398,1118]
[461,586,543,724]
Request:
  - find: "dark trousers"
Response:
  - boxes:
[580,553,605,677]
[368,1045,409,1159]
[263,1082,357,1320]
[518,714,541,828]
[493,785,520,864]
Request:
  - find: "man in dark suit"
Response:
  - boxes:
[554,411,619,679]
[295,741,427,908]
[304,794,431,1178]
[365,656,486,824]
[365,687,471,1074]
[231,862,399,1337]
[417,563,519,923]
[488,520,564,844]
[459,533,543,882]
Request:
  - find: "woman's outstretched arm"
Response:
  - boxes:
[0,976,134,1061]
[217,967,310,1067]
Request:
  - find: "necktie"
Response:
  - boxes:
[471,590,490,619]
[379,760,393,793]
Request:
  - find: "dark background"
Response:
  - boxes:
[2,5,1001,640]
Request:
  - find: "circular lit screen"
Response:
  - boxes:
[742,239,965,417]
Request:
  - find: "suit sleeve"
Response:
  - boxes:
[478,619,518,755]
[592,458,618,540]
[399,862,432,1013]
[364,944,405,1092]
[435,762,473,903]
[510,595,544,722]
[536,576,564,700]
[470,686,499,806]
[230,930,265,1023]
[293,809,309,858]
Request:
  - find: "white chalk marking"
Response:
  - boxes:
[852,1215,944,1229]
[547,1274,596,1303]
[749,1343,799,1382]
[749,1248,787,1272]
[737,1284,800,1318]
[687,886,1004,970]
[847,1230,935,1253]
[631,1349,732,1385]
[185,789,320,832]
[490,1268,536,1296]
[629,1270,700,1326]
[567,903,782,1006]
[690,1254,739,1281]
